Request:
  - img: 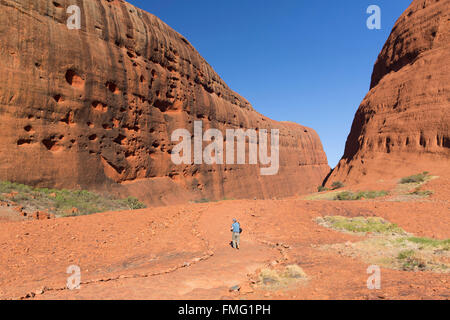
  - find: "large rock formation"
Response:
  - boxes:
[327,0,449,185]
[0,0,329,205]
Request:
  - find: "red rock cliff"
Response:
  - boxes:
[327,0,449,185]
[0,0,329,205]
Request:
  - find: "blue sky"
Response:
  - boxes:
[128,0,412,167]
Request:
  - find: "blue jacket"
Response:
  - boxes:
[231,222,240,233]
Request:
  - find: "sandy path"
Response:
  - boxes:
[28,202,279,299]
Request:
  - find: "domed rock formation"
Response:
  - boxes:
[327,0,449,185]
[0,0,329,205]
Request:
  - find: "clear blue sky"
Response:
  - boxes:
[128,0,412,167]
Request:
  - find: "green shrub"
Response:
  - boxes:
[194,198,210,203]
[317,216,449,272]
[317,186,329,192]
[319,216,406,235]
[397,250,426,271]
[397,250,415,260]
[0,181,33,194]
[0,180,146,216]
[121,197,146,210]
[222,197,236,201]
[334,190,388,201]
[407,237,450,250]
[409,189,434,197]
[357,190,388,199]
[334,191,353,200]
[400,172,429,184]
[331,181,344,190]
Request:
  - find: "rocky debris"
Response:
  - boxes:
[0,200,28,219]
[0,197,59,221]
[327,0,450,185]
[13,206,24,213]
[0,0,329,206]
[31,211,55,220]
[259,240,291,262]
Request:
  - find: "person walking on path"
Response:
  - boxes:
[231,219,241,249]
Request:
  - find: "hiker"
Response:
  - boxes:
[231,218,241,249]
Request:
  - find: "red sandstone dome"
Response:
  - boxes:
[327,0,449,186]
[0,0,329,205]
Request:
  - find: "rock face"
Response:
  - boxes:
[0,0,329,205]
[327,0,449,185]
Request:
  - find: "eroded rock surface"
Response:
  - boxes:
[0,0,329,205]
[327,0,450,185]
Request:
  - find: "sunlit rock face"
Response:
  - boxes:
[0,0,329,205]
[327,0,450,186]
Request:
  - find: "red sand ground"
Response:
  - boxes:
[0,172,449,300]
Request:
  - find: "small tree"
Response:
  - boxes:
[123,197,146,210]
[331,181,344,190]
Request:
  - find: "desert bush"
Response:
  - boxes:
[283,265,307,279]
[331,181,344,190]
[259,268,281,285]
[397,250,426,271]
[409,189,434,197]
[334,190,388,201]
[318,216,406,235]
[0,181,33,194]
[317,216,449,273]
[334,191,353,200]
[317,185,329,192]
[407,237,450,250]
[258,265,307,288]
[121,197,147,210]
[0,181,146,216]
[222,197,236,201]
[354,190,388,200]
[400,172,429,184]
[194,198,210,203]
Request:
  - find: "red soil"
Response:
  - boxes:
[0,172,448,300]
